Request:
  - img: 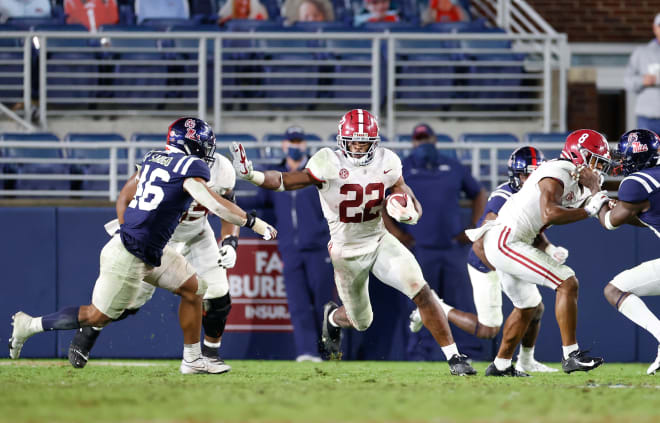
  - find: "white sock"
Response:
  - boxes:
[518,346,534,362]
[204,339,221,348]
[183,342,202,362]
[562,343,579,360]
[619,294,660,343]
[440,343,459,360]
[30,317,44,334]
[329,309,340,327]
[494,357,512,371]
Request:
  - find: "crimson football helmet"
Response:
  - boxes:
[561,129,612,175]
[336,109,380,166]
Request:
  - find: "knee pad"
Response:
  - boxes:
[202,293,232,338]
[113,307,140,322]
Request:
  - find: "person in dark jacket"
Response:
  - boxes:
[386,123,488,361]
[239,126,335,361]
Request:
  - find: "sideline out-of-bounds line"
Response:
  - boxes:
[0,360,167,367]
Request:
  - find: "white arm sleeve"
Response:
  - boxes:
[183,178,247,227]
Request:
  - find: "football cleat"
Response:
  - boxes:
[9,312,38,360]
[485,363,530,377]
[68,327,102,369]
[295,354,322,363]
[448,354,477,376]
[646,349,660,375]
[409,308,423,333]
[320,301,342,360]
[561,349,604,374]
[204,356,232,374]
[515,357,558,373]
[180,357,212,375]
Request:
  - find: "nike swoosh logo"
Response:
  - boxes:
[384,169,392,174]
[580,360,596,366]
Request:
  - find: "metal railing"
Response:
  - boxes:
[0,140,581,200]
[0,30,568,138]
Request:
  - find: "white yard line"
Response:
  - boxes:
[0,360,168,367]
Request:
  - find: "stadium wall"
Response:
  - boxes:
[527,0,660,42]
[2,206,659,363]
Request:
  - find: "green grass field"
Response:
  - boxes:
[1,359,659,423]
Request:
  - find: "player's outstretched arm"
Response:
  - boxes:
[230,142,319,191]
[597,199,648,230]
[183,177,277,240]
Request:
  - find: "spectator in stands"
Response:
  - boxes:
[421,0,468,25]
[624,13,660,136]
[282,0,334,25]
[0,0,51,21]
[353,0,399,26]
[385,123,487,361]
[134,0,189,24]
[237,125,335,362]
[217,0,269,25]
[64,0,119,31]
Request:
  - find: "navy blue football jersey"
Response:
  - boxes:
[467,183,515,273]
[618,166,660,239]
[120,150,210,266]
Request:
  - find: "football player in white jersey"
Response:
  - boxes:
[597,129,660,375]
[467,129,611,376]
[409,146,561,372]
[230,109,476,375]
[67,150,240,374]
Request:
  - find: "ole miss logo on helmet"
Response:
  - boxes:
[184,118,200,141]
[632,141,649,153]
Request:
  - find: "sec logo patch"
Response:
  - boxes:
[339,168,349,179]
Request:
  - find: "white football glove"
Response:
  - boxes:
[218,245,237,269]
[584,190,610,217]
[230,142,255,180]
[545,244,569,265]
[386,194,419,225]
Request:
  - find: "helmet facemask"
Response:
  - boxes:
[337,134,380,166]
[184,137,216,167]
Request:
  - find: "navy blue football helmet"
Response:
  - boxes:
[616,129,660,176]
[166,117,216,165]
[508,146,545,191]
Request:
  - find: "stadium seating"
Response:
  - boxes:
[34,24,98,100]
[459,132,519,182]
[525,132,569,160]
[458,27,526,106]
[65,133,128,192]
[130,133,165,162]
[0,132,70,192]
[5,16,65,30]
[0,26,24,105]
[99,25,168,101]
[167,24,224,106]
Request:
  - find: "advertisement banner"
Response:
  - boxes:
[225,239,293,332]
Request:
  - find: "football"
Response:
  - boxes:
[387,193,408,208]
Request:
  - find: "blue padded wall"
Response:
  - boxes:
[1,206,658,363]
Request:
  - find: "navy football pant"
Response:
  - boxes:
[280,249,336,358]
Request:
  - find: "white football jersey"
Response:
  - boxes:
[306,147,402,256]
[496,159,592,243]
[171,153,236,243]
